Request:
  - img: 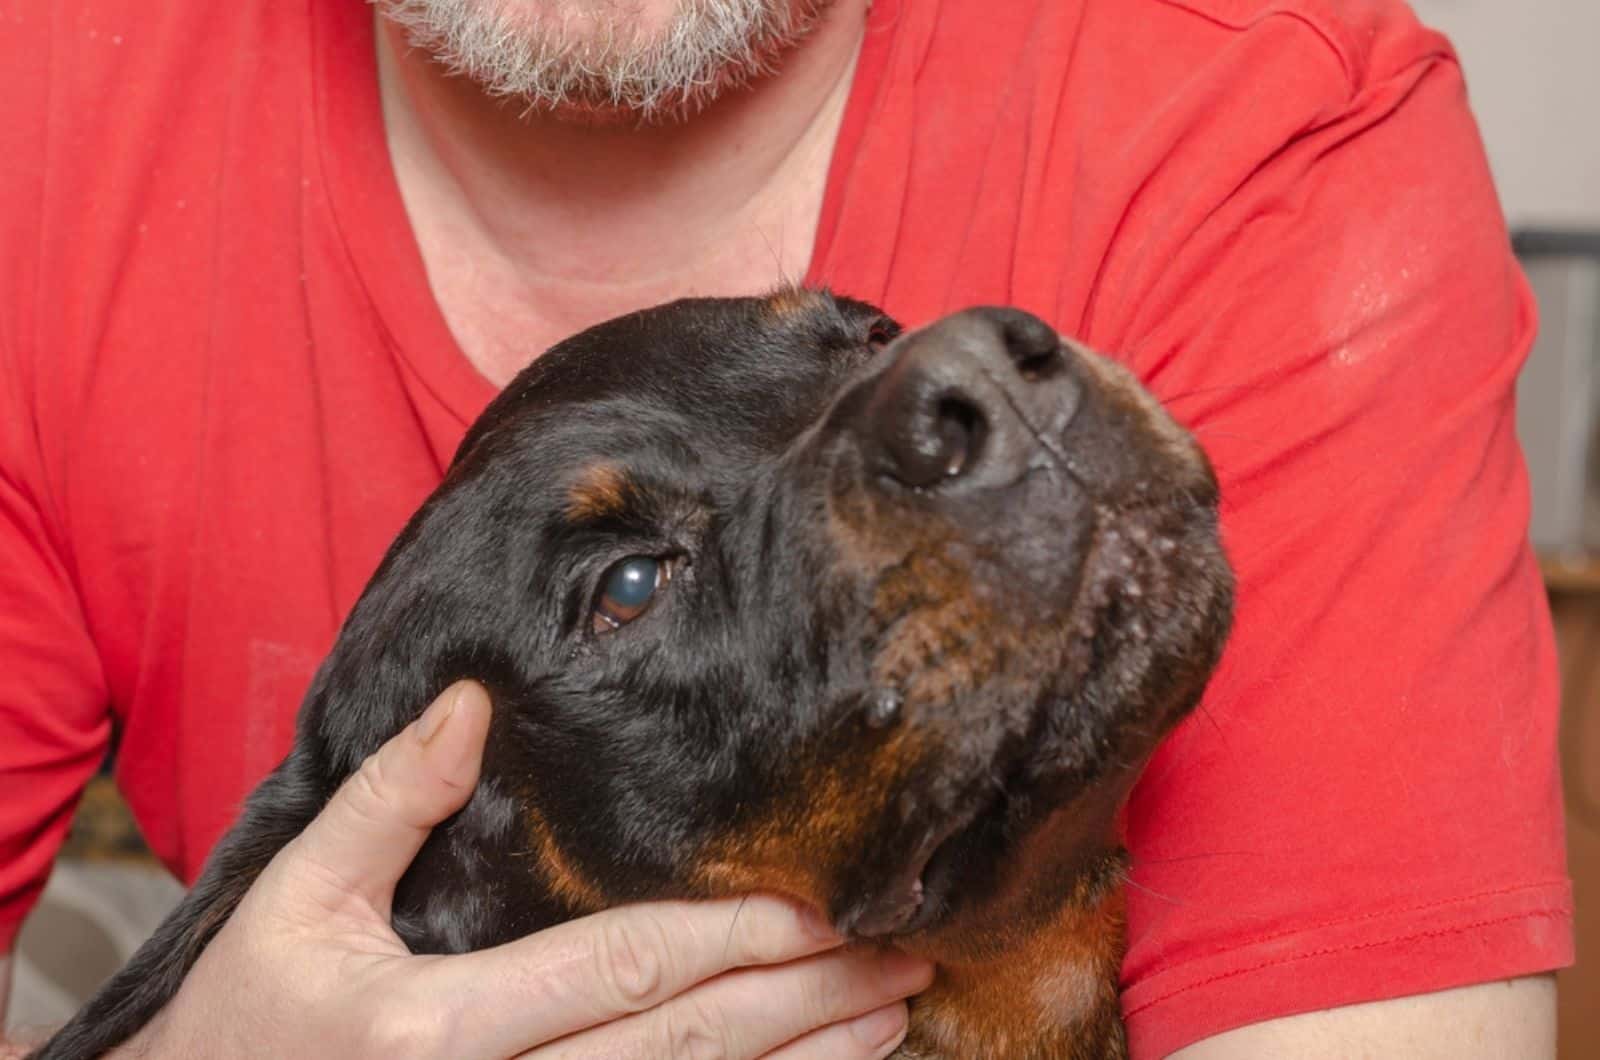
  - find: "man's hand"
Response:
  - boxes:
[123,682,930,1058]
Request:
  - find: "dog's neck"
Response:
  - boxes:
[468,802,1133,1059]
[899,869,1128,1060]
[888,771,1142,1060]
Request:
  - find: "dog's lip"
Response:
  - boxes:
[838,789,1006,939]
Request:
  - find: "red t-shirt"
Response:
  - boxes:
[0,0,1573,1054]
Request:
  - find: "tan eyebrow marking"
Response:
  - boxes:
[566,461,631,523]
[765,285,828,320]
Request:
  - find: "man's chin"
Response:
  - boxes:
[378,0,828,126]
[510,79,735,128]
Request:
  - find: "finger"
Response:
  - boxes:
[528,947,932,1060]
[759,1002,911,1060]
[282,680,492,909]
[428,895,845,1056]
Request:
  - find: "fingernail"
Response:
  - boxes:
[415,685,461,745]
[880,952,936,994]
[848,1003,908,1050]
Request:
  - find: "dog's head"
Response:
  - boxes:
[308,290,1232,961]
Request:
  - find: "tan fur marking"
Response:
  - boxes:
[566,462,630,523]
[526,808,606,913]
[870,548,1024,705]
[853,527,1065,741]
[895,881,1127,1059]
[765,285,828,321]
[692,726,930,908]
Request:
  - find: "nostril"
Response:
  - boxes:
[999,312,1066,383]
[873,380,991,490]
[1015,347,1064,383]
[934,396,986,479]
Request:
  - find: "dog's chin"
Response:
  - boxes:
[835,758,1127,949]
[834,783,1010,940]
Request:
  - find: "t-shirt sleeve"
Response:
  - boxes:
[1110,19,1574,1058]
[0,374,112,954]
[0,6,113,955]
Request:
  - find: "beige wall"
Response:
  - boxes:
[1412,0,1600,228]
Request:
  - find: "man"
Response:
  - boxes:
[0,0,1571,1056]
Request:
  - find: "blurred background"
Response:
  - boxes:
[7,0,1600,1052]
[1417,0,1599,229]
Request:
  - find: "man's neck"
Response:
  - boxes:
[374,3,870,386]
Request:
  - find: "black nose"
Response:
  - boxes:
[859,308,1075,490]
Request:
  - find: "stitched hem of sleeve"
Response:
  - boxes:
[1121,878,1574,1059]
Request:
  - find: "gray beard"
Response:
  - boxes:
[374,0,829,123]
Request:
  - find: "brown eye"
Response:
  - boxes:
[592,556,672,634]
[867,317,901,349]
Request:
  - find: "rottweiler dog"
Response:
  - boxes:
[35,291,1233,1060]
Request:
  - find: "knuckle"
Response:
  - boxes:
[349,752,391,811]
[596,914,671,1010]
[653,996,733,1060]
[340,749,409,831]
[728,898,812,967]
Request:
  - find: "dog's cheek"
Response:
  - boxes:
[868,548,1058,704]
[686,726,933,909]
[524,804,609,914]
[818,531,1074,789]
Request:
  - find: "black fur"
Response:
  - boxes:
[34,293,1232,1059]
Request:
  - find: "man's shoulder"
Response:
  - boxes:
[915,0,1447,89]
[0,0,325,440]
[0,0,311,166]
[906,0,1448,113]
[1103,0,1449,90]
[0,0,281,88]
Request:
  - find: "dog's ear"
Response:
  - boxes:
[29,545,464,1060]
[30,559,453,1060]
[29,748,328,1060]
[292,492,582,955]
[301,472,555,776]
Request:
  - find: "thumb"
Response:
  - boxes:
[285,680,492,911]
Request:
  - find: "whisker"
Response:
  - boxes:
[754,224,797,290]
[1116,871,1184,907]
[724,893,753,964]
[1195,699,1225,738]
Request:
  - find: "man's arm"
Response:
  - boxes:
[1170,976,1555,1059]
[0,953,24,1058]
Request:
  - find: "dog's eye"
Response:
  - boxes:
[592,556,672,634]
[867,317,901,349]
